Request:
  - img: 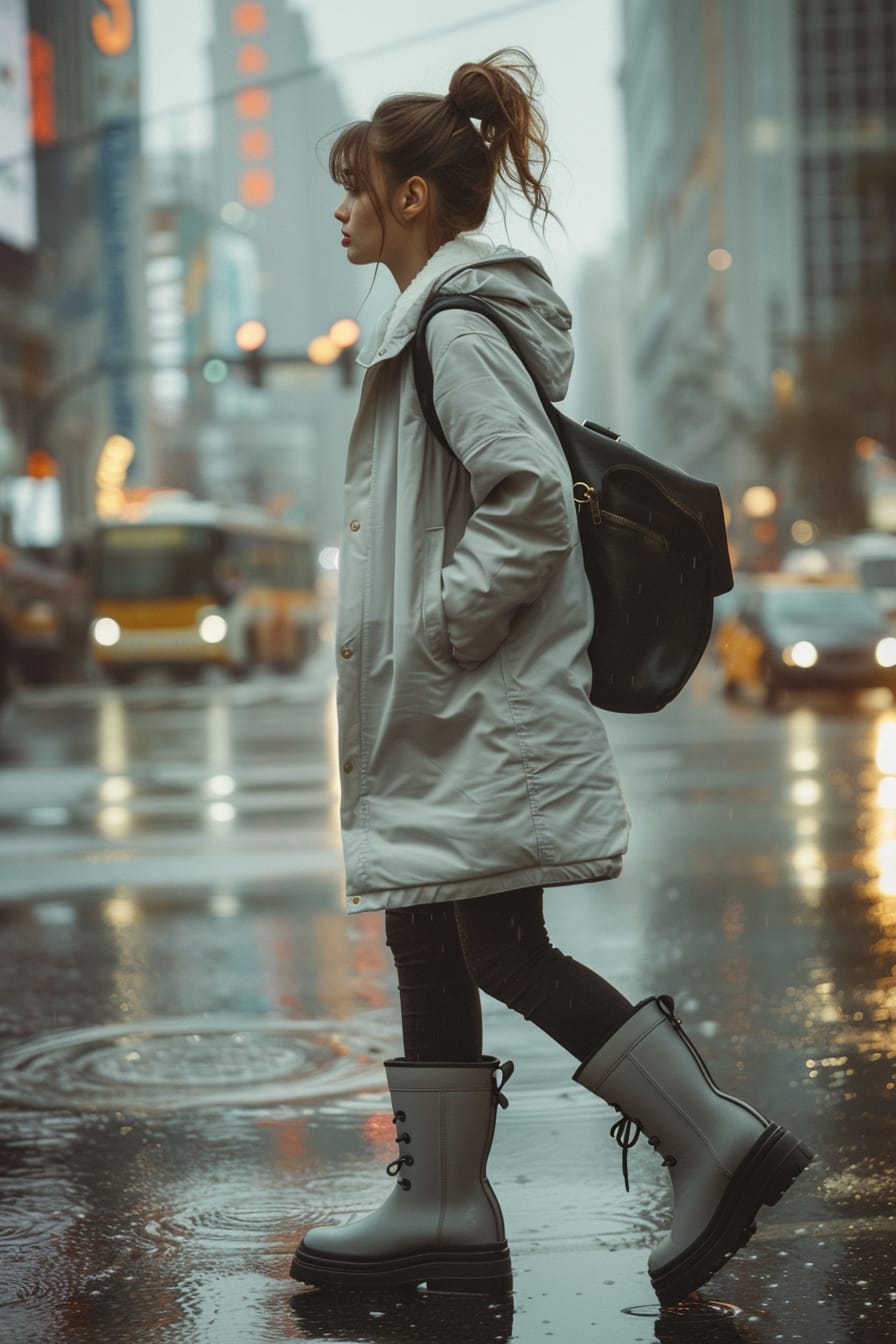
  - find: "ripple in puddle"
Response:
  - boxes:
[0,1182,74,1249]
[0,1017,389,1114]
[624,1296,746,1328]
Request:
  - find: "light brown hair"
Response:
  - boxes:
[329,48,556,252]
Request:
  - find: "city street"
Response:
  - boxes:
[0,655,894,1344]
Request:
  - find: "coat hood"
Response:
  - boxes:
[357,235,574,402]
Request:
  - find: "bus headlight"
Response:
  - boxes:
[92,617,121,647]
[199,613,228,644]
[876,637,896,668]
[784,640,818,668]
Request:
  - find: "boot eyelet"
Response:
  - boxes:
[398,1178,411,1190]
[397,1131,411,1144]
[403,1155,414,1166]
[393,1110,406,1123]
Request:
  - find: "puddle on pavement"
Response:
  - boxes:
[0,1016,395,1113]
[289,1287,516,1344]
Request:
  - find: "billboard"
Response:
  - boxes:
[0,0,36,251]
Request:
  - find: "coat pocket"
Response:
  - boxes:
[421,526,450,661]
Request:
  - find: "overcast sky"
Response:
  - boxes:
[140,0,628,302]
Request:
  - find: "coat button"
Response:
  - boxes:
[341,645,353,659]
[351,897,360,905]
[349,519,361,532]
[343,760,353,773]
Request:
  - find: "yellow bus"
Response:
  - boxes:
[89,499,319,683]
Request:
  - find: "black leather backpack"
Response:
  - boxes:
[412,293,733,714]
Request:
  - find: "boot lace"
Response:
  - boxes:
[609,1111,677,1192]
[495,1060,514,1108]
[386,1108,414,1190]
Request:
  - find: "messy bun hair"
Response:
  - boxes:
[329,48,555,249]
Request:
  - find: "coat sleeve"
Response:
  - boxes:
[428,314,575,669]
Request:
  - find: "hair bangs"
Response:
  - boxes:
[329,121,375,193]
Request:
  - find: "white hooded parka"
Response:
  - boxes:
[336,236,631,912]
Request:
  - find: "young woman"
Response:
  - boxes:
[290,49,812,1307]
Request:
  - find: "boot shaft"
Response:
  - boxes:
[574,998,768,1178]
[383,1057,510,1244]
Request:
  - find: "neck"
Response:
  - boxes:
[387,234,441,292]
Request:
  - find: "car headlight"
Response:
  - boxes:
[876,637,896,668]
[198,613,228,644]
[784,640,818,669]
[92,617,121,647]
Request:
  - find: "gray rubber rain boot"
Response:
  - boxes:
[290,1056,514,1294]
[574,996,814,1306]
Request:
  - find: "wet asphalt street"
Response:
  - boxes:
[0,652,894,1344]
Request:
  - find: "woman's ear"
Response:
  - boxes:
[397,175,429,222]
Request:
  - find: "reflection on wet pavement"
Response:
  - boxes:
[0,672,894,1341]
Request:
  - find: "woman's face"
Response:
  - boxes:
[334,182,386,267]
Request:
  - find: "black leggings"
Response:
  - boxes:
[384,886,634,1064]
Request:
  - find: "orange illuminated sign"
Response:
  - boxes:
[90,0,133,56]
[239,127,271,159]
[240,169,275,207]
[233,5,273,208]
[233,2,266,34]
[28,33,56,146]
[235,87,271,120]
[26,451,59,480]
[237,44,268,75]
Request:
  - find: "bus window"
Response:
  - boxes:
[96,526,215,599]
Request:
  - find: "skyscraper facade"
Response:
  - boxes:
[210,0,360,353]
[619,0,895,509]
[205,0,363,544]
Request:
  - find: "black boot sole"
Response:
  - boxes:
[649,1124,815,1307]
[290,1239,513,1295]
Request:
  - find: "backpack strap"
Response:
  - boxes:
[411,293,562,453]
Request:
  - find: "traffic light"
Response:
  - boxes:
[244,346,264,388]
[338,344,355,387]
[330,319,360,389]
[235,320,267,388]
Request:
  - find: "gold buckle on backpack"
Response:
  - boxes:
[573,481,601,524]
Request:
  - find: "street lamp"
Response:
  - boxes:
[307,334,340,366]
[742,484,777,519]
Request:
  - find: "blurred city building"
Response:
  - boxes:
[197,0,363,543]
[0,0,364,564]
[572,241,634,438]
[619,0,896,557]
[1,0,149,541]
